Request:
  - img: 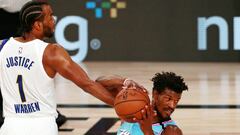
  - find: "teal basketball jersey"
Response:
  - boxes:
[117,120,176,135]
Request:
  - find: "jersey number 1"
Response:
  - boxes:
[16,75,26,102]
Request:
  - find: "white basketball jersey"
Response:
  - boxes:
[0,37,57,118]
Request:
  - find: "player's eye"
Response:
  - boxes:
[164,96,171,101]
[174,100,179,104]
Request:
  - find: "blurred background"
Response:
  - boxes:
[2,0,240,62]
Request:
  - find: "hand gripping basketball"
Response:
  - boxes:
[114,87,150,123]
[122,78,148,93]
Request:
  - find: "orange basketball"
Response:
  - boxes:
[114,87,150,123]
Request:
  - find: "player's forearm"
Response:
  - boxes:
[60,65,114,105]
[95,76,125,97]
[81,81,115,106]
[95,75,125,88]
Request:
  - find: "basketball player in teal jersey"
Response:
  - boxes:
[96,72,188,135]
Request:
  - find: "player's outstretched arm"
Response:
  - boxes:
[161,126,183,135]
[96,75,148,97]
[43,44,114,106]
[95,75,125,97]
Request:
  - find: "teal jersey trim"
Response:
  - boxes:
[117,120,176,135]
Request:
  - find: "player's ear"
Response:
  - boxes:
[33,21,43,31]
[152,89,158,99]
[152,90,158,104]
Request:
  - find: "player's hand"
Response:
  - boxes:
[133,105,156,135]
[122,78,148,93]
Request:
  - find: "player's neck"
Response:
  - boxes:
[22,32,44,41]
[152,115,160,124]
[152,114,170,124]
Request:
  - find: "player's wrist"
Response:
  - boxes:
[122,78,130,86]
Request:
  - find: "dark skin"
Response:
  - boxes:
[15,4,114,106]
[95,76,125,97]
[137,89,183,135]
[161,126,182,135]
[152,89,181,122]
[96,76,183,135]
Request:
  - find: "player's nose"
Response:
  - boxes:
[168,100,177,110]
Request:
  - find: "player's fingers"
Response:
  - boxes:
[139,119,144,125]
[133,117,140,123]
[145,105,151,118]
[141,109,147,120]
[133,117,136,121]
[135,85,145,90]
[154,111,157,116]
[136,85,148,94]
[132,83,136,89]
[148,104,156,116]
[149,104,157,116]
[141,88,148,94]
[122,86,127,90]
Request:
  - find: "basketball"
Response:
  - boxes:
[114,87,150,123]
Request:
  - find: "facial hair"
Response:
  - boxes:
[154,106,171,122]
[43,25,54,38]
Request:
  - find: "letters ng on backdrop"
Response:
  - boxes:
[49,0,240,62]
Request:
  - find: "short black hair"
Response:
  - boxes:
[19,1,49,36]
[151,72,188,94]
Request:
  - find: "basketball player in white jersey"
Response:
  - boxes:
[0,1,120,135]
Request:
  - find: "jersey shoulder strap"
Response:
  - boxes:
[0,38,9,52]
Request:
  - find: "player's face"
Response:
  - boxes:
[41,5,55,38]
[153,89,182,120]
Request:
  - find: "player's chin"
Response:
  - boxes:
[162,112,171,119]
[47,32,54,38]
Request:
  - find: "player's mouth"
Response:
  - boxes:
[165,109,173,117]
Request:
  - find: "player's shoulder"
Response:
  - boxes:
[46,43,64,50]
[161,125,182,135]
[161,119,177,127]
[44,43,69,60]
[160,119,182,135]
[45,43,64,53]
